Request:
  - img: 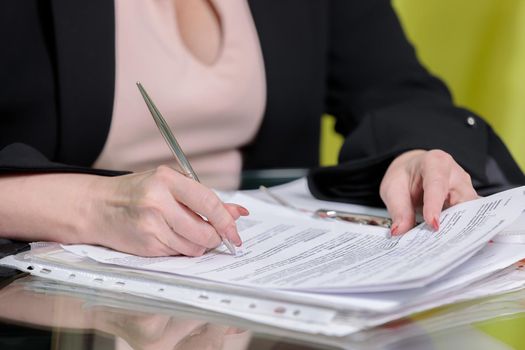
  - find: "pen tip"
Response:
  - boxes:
[223,239,237,256]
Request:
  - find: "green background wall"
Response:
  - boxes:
[321,0,525,172]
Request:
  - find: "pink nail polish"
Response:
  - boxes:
[432,218,440,231]
[391,224,399,236]
[238,206,250,216]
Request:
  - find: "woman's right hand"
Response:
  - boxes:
[83,165,247,257]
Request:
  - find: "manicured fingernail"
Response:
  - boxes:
[390,224,399,236]
[238,205,250,216]
[432,217,440,231]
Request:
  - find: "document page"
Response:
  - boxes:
[494,212,525,243]
[63,187,525,292]
[303,241,525,310]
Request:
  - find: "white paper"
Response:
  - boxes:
[1,244,525,336]
[3,242,525,337]
[277,241,525,313]
[493,211,525,243]
[63,186,525,292]
[357,262,525,329]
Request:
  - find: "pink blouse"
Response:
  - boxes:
[94,0,266,189]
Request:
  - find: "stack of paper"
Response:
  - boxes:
[1,180,525,336]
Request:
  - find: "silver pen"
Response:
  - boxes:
[259,185,392,229]
[136,82,237,255]
[314,209,392,228]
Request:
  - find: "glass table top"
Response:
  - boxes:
[1,275,525,350]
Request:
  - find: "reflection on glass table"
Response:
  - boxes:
[1,276,525,350]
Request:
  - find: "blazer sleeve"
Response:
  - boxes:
[308,0,525,206]
[0,143,125,177]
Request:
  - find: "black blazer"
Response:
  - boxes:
[1,0,523,206]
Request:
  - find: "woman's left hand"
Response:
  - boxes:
[380,149,479,236]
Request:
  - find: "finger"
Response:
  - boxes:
[445,169,478,207]
[161,231,207,257]
[132,242,177,257]
[225,205,241,220]
[178,183,242,246]
[134,207,209,257]
[163,202,222,250]
[224,203,250,220]
[160,320,209,347]
[381,180,416,236]
[421,152,452,230]
[157,217,211,257]
[179,324,230,350]
[121,232,181,257]
[156,167,242,246]
[104,214,181,257]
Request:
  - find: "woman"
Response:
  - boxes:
[0,0,523,256]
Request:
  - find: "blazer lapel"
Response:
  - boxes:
[50,0,115,166]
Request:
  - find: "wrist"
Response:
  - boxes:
[37,173,103,245]
[75,174,116,246]
[0,173,105,245]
